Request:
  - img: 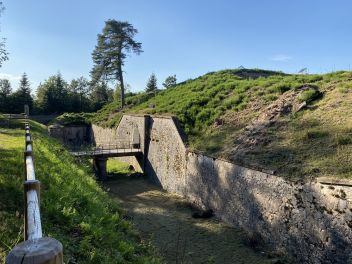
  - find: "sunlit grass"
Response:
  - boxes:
[107,159,131,174]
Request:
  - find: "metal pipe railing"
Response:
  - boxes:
[6,120,63,264]
[71,141,141,157]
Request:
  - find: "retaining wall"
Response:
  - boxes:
[48,125,90,146]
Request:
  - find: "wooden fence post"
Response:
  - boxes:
[6,238,63,264]
[24,180,41,240]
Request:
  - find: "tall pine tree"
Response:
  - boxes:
[91,19,142,108]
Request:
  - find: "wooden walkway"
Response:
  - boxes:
[71,148,142,157]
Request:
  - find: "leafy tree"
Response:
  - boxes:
[68,77,91,112]
[0,78,11,112]
[36,73,69,113]
[145,73,158,92]
[91,19,142,108]
[0,2,8,67]
[90,81,113,111]
[163,75,177,89]
[11,73,33,112]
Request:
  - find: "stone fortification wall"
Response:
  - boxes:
[111,114,352,263]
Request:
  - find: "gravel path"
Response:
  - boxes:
[104,175,278,264]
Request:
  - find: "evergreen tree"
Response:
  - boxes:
[90,81,113,111]
[19,73,30,93]
[11,73,33,112]
[91,19,142,108]
[162,75,177,89]
[145,73,158,92]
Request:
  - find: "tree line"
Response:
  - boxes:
[0,73,114,114]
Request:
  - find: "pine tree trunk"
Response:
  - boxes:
[118,60,125,108]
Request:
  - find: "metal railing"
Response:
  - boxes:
[1,113,26,119]
[0,113,26,128]
[6,120,63,264]
[71,141,141,157]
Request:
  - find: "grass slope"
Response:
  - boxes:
[0,120,159,263]
[59,69,352,181]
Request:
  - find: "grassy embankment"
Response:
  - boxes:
[58,69,352,181]
[0,120,159,263]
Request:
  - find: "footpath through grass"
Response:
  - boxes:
[0,120,159,263]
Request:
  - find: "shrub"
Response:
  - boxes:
[55,112,93,126]
[223,94,244,109]
[305,129,329,139]
[336,135,352,145]
[269,83,292,94]
[197,108,212,123]
[298,88,321,103]
[264,94,278,102]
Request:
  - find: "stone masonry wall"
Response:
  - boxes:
[185,152,352,263]
[48,125,90,146]
[143,116,187,193]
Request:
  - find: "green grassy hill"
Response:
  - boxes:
[64,69,352,181]
[0,120,159,263]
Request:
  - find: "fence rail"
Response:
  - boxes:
[6,119,63,264]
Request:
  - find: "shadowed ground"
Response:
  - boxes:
[104,175,279,264]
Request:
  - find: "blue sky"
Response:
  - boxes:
[0,0,352,92]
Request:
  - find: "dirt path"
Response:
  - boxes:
[104,175,278,264]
